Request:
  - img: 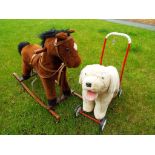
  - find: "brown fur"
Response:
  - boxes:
[20,31,81,107]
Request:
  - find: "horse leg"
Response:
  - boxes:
[60,67,71,97]
[19,61,31,81]
[40,78,57,109]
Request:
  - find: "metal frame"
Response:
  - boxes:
[100,32,131,85]
[74,32,132,131]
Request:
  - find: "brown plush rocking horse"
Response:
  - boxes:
[18,29,81,109]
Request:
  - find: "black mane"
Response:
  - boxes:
[39,29,70,47]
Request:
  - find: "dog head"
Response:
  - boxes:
[79,64,111,101]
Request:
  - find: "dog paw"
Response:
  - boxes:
[94,112,106,120]
[83,105,94,112]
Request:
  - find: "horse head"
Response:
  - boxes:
[40,29,81,68]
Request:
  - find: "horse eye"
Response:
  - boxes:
[65,48,70,52]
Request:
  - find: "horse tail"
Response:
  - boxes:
[18,41,30,55]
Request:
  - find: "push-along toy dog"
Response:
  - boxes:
[74,32,131,132]
[79,64,120,120]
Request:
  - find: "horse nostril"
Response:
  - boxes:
[86,82,91,87]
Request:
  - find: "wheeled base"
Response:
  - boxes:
[72,89,107,132]
[13,72,61,122]
[72,89,123,132]
[74,105,107,132]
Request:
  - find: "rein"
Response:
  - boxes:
[53,36,73,61]
[30,36,72,84]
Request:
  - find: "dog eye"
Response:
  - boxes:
[102,77,104,79]
[85,73,87,75]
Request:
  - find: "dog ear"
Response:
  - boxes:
[107,68,120,93]
[56,32,68,40]
[79,69,84,84]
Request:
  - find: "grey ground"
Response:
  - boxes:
[104,19,155,31]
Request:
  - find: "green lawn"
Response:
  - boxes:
[0,19,155,135]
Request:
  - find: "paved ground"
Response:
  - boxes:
[104,19,155,31]
[127,19,155,26]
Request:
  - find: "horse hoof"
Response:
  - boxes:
[19,76,25,82]
[57,95,67,104]
[63,90,71,97]
[47,105,56,111]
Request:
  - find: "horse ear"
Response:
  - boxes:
[54,38,57,45]
[79,70,83,84]
[68,30,75,33]
[56,32,68,40]
[107,68,119,93]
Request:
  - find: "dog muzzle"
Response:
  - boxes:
[85,90,98,101]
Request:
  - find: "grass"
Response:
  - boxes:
[0,19,155,135]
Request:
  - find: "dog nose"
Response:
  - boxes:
[86,82,91,87]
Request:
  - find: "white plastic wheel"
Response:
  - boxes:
[75,105,82,117]
[118,88,122,98]
[99,118,107,132]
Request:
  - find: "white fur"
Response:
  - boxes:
[74,43,77,50]
[79,64,120,120]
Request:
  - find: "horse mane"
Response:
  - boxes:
[39,29,70,47]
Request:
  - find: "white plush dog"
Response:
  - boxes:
[79,64,120,120]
